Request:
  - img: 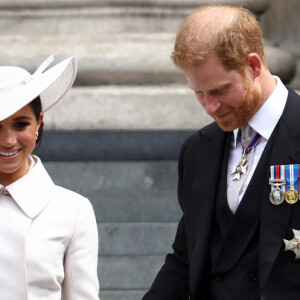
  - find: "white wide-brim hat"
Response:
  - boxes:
[0,54,77,121]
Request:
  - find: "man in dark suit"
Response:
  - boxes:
[143,5,300,300]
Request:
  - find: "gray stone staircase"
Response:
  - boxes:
[0,0,298,299]
[44,161,181,299]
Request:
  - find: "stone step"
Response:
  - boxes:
[100,290,146,300]
[44,161,182,222]
[38,130,193,161]
[0,34,180,85]
[0,0,295,86]
[44,85,208,131]
[98,223,178,255]
[0,35,295,84]
[90,190,181,223]
[99,255,166,289]
[0,0,269,11]
[0,0,269,35]
[41,85,300,132]
[44,161,178,192]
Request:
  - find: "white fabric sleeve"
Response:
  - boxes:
[62,198,100,300]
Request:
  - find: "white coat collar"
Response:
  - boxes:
[6,155,55,219]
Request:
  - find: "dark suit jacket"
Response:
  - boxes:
[143,89,300,300]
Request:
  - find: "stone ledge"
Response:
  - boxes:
[44,161,181,222]
[99,255,167,289]
[44,161,179,191]
[90,190,181,223]
[0,34,294,84]
[38,130,194,161]
[100,290,146,300]
[44,85,208,130]
[98,223,177,255]
[0,34,181,83]
[0,0,269,14]
[0,1,269,36]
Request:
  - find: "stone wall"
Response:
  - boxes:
[1,1,299,299]
[260,0,300,89]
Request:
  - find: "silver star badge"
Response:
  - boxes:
[284,229,300,259]
[231,160,248,181]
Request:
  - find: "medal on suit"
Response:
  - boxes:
[231,149,248,181]
[269,165,286,205]
[269,184,285,205]
[284,229,300,259]
[231,132,261,181]
[285,164,299,204]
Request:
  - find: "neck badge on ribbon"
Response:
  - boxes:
[231,132,261,181]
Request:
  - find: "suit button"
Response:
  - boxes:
[250,271,258,281]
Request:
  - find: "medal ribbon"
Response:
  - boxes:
[270,165,286,192]
[282,165,286,192]
[231,130,261,181]
[298,164,300,193]
[241,133,262,154]
[285,164,299,192]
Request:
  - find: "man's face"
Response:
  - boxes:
[184,54,262,131]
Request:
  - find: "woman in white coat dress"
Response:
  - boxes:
[0,55,100,300]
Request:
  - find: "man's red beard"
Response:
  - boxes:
[213,77,262,132]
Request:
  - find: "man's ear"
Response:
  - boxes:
[246,53,262,78]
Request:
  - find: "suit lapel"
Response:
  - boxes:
[215,136,234,239]
[259,89,300,291]
[185,123,229,221]
[183,123,229,287]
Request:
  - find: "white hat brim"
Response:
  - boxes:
[0,56,77,121]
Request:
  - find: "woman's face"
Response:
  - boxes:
[0,105,43,186]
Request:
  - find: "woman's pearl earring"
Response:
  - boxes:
[36,132,39,141]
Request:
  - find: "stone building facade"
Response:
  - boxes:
[0,1,298,299]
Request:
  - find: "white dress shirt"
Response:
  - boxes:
[227,77,288,205]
